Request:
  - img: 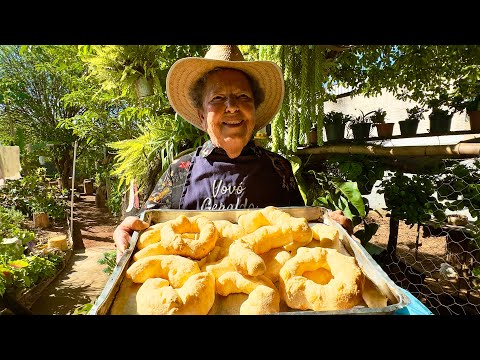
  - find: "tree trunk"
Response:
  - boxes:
[61,156,73,190]
[83,179,94,195]
[144,158,164,205]
[53,148,74,190]
[387,216,399,256]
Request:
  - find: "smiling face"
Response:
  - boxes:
[197,68,256,159]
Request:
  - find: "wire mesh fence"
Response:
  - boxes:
[366,158,479,315]
[367,212,480,315]
[302,153,480,315]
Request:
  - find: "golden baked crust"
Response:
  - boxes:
[279,247,364,311]
[136,272,216,315]
[215,271,280,314]
[228,240,266,276]
[310,223,339,248]
[260,247,292,283]
[134,215,218,261]
[237,207,313,254]
[208,293,248,315]
[126,254,200,288]
[237,210,270,234]
[137,222,165,250]
[202,256,236,279]
[213,219,246,244]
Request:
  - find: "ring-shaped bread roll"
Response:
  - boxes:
[134,215,218,261]
[162,215,218,259]
[279,247,364,311]
[215,271,280,314]
[126,254,200,288]
[137,222,166,250]
[237,207,313,255]
[136,272,216,315]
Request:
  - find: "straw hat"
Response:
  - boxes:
[166,45,285,132]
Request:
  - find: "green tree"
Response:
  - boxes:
[255,45,480,153]
[331,45,480,105]
[2,44,478,210]
[0,45,86,188]
[73,45,209,202]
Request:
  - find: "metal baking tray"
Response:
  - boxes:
[88,206,409,315]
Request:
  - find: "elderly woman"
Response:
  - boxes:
[113,45,352,261]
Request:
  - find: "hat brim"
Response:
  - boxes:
[166,57,285,132]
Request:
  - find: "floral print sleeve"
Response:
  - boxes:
[144,152,194,210]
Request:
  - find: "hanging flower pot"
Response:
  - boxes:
[134,76,154,99]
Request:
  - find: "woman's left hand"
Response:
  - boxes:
[329,210,353,235]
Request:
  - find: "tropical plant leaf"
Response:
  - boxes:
[335,181,366,217]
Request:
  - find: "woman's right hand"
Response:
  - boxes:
[113,216,149,263]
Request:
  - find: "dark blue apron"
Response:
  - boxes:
[180,148,297,210]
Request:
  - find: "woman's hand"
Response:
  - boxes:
[329,210,353,235]
[113,216,149,263]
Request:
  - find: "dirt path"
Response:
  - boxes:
[30,195,117,315]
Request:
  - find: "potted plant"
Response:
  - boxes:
[323,111,353,143]
[30,201,50,229]
[427,98,454,134]
[465,95,480,131]
[399,105,425,136]
[448,82,480,132]
[306,125,318,146]
[370,108,394,138]
[465,94,480,131]
[451,93,480,132]
[350,110,374,140]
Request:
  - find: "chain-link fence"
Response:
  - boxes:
[371,158,480,315]
[302,154,480,315]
